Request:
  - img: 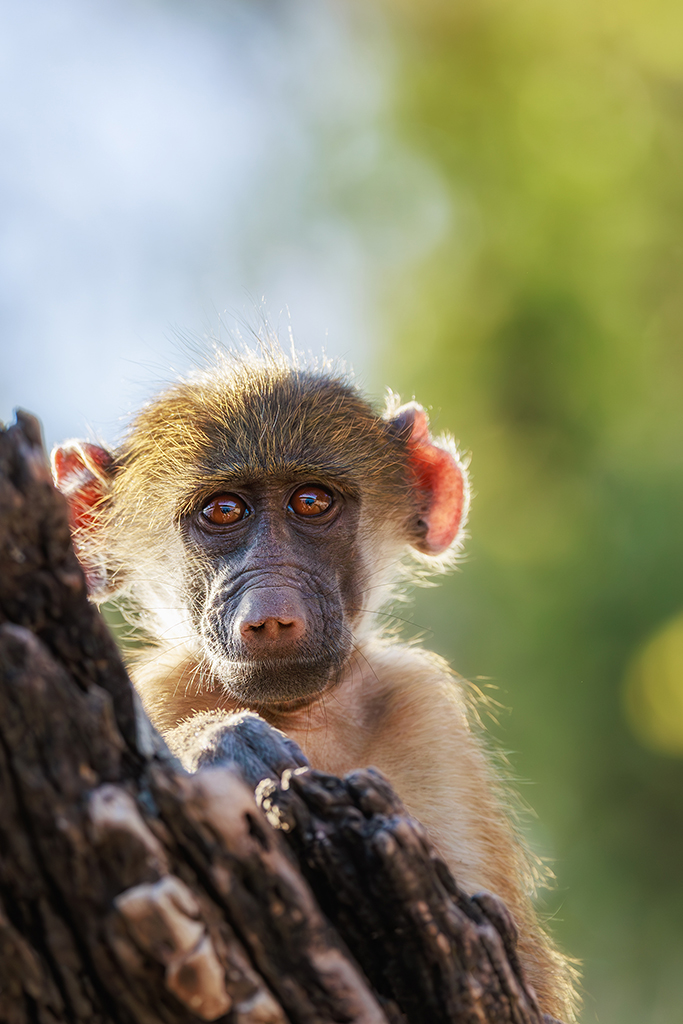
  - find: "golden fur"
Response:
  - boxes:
[56,352,579,1020]
[135,635,578,1021]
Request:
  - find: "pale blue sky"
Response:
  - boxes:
[0,0,447,449]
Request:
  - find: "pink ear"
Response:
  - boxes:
[51,441,116,532]
[389,403,467,556]
[51,441,117,595]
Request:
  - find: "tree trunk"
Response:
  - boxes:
[0,411,560,1024]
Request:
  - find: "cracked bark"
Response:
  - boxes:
[0,411,561,1024]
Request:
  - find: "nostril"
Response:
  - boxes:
[245,619,293,629]
[241,616,303,641]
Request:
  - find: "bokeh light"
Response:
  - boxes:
[624,613,683,756]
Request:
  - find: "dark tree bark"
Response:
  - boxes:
[0,411,560,1024]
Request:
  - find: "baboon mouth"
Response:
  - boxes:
[213,654,341,706]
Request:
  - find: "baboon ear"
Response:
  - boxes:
[51,441,117,596]
[387,402,468,556]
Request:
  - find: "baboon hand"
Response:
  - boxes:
[168,710,309,789]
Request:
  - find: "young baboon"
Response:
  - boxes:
[52,351,578,1021]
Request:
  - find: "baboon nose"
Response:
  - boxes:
[235,589,307,653]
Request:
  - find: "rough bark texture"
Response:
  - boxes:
[0,411,561,1024]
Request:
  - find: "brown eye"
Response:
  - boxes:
[201,494,248,525]
[289,484,333,518]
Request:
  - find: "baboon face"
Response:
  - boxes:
[180,475,363,705]
[51,358,468,708]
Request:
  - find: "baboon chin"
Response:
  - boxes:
[215,657,340,706]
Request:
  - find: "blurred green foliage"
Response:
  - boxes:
[372,1,683,1020]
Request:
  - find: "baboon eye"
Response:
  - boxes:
[289,484,333,518]
[201,494,248,525]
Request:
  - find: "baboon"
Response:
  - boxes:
[52,351,578,1021]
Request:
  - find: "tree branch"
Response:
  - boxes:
[0,411,559,1024]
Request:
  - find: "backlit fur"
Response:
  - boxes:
[64,350,578,1021]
